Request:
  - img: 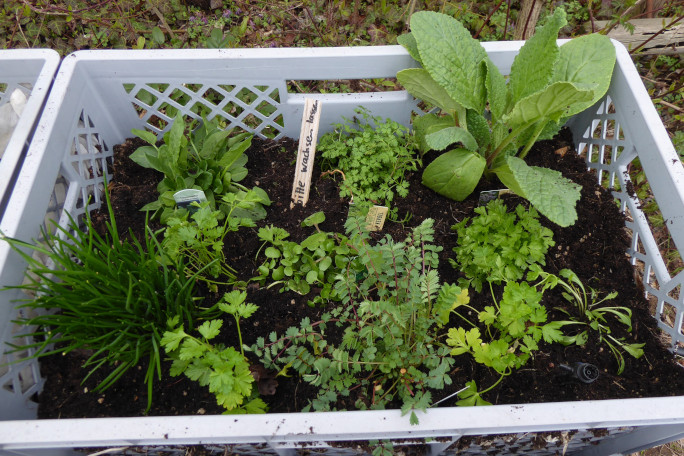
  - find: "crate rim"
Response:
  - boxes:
[0,48,60,216]
[1,43,684,453]
[2,396,684,450]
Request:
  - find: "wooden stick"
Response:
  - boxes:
[290,99,322,208]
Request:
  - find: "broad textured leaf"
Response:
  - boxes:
[397,32,422,63]
[466,110,490,151]
[166,113,185,164]
[146,153,168,176]
[425,126,478,152]
[485,59,507,122]
[551,34,616,116]
[516,120,563,149]
[505,156,582,227]
[492,161,533,209]
[422,148,485,201]
[196,171,213,189]
[227,131,253,149]
[410,11,488,112]
[508,8,566,107]
[503,82,594,129]
[396,68,462,113]
[219,136,252,168]
[413,113,454,154]
[217,146,246,171]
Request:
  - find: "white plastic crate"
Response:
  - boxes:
[1,44,684,455]
[0,49,60,218]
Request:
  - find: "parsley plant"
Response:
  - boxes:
[452,199,554,292]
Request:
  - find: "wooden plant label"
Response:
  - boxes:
[290,98,322,208]
[365,205,389,231]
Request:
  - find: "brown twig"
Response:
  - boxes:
[520,0,537,40]
[475,0,507,39]
[588,0,597,33]
[304,4,328,46]
[656,99,684,113]
[146,0,177,40]
[15,10,30,47]
[503,0,511,39]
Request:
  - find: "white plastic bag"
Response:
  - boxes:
[0,88,28,158]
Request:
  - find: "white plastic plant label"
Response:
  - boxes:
[478,189,512,206]
[0,89,27,158]
[173,189,208,212]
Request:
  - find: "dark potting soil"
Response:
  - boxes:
[36,129,684,420]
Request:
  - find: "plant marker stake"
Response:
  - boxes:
[291,98,321,208]
[365,205,389,231]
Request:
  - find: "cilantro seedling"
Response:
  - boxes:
[161,290,267,413]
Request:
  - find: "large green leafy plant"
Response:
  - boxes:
[397,8,616,226]
[130,113,270,223]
